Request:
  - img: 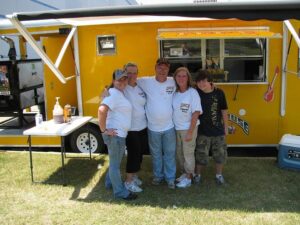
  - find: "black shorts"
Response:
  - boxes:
[126,128,149,173]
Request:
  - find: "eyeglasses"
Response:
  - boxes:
[127,72,137,75]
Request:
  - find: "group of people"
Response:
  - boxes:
[98,58,228,201]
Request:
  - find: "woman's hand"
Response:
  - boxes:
[103,128,117,136]
[184,130,193,142]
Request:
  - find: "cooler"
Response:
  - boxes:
[278,134,300,171]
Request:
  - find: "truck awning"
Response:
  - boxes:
[157,29,282,40]
[9,0,300,22]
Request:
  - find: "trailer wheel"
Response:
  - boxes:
[70,125,104,153]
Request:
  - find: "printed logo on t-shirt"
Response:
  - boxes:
[138,92,145,98]
[180,103,190,113]
[166,86,175,94]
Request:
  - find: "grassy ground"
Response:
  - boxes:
[0,150,299,225]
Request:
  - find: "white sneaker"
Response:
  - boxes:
[176,177,192,188]
[133,175,142,186]
[176,173,186,182]
[215,174,225,185]
[124,181,143,193]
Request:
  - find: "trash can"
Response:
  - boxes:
[278,134,300,171]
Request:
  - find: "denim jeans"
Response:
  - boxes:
[102,134,129,199]
[148,127,176,182]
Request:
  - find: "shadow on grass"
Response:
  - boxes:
[41,155,300,213]
[44,155,106,200]
[77,156,300,213]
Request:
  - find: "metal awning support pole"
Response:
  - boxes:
[281,22,288,117]
[55,26,77,68]
[73,29,83,116]
[281,20,300,116]
[8,14,69,84]
[284,20,300,48]
[283,20,300,78]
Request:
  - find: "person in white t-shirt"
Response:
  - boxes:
[98,69,137,201]
[137,58,177,189]
[123,62,148,193]
[172,67,202,188]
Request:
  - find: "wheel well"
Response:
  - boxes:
[67,122,107,153]
[88,122,101,132]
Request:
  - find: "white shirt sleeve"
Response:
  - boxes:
[102,90,117,111]
[137,77,148,91]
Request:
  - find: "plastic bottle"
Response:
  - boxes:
[53,97,64,124]
[35,110,43,127]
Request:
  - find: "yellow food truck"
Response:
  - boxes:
[0,1,300,153]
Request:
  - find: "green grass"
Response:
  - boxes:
[0,150,300,225]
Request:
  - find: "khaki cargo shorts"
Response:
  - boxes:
[195,135,227,165]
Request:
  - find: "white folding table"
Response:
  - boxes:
[23,116,93,185]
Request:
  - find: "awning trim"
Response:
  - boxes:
[157,28,282,40]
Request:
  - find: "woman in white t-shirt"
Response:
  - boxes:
[172,67,202,188]
[98,69,137,201]
[123,62,148,193]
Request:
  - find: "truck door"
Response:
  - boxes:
[41,36,78,120]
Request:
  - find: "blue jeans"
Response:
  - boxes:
[148,127,176,182]
[102,134,129,199]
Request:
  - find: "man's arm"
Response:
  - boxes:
[221,109,228,135]
[136,77,146,90]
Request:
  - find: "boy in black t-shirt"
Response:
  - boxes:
[194,70,228,185]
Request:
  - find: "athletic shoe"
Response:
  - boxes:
[215,175,225,185]
[176,173,187,183]
[176,177,192,188]
[167,181,176,189]
[133,175,142,186]
[193,174,201,184]
[152,177,163,185]
[122,192,138,201]
[124,181,143,193]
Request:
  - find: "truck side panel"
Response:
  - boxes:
[78,19,300,145]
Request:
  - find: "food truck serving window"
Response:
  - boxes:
[223,39,265,83]
[158,28,281,84]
